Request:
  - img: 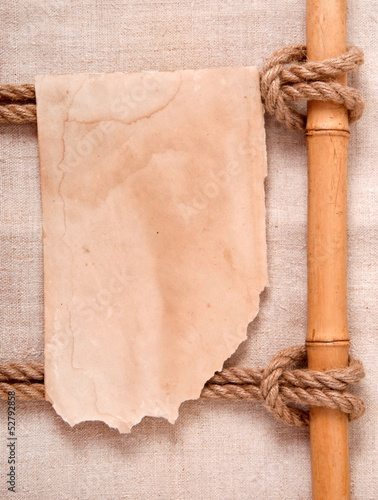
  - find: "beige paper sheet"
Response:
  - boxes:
[36,67,267,432]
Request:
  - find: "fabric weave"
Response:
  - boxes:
[0,1,376,498]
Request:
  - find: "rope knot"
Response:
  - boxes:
[201,345,365,428]
[260,45,365,130]
[260,345,366,427]
[260,345,308,427]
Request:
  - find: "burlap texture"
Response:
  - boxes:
[0,1,376,498]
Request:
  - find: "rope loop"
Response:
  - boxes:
[260,45,365,130]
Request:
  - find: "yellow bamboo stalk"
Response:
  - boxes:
[306,0,351,498]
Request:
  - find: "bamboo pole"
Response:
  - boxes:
[306,0,351,498]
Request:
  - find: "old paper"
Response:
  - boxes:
[36,67,267,433]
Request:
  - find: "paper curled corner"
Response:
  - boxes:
[36,66,268,433]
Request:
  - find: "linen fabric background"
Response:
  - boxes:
[0,1,376,498]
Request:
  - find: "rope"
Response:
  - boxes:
[0,361,45,401]
[0,83,35,102]
[260,45,365,130]
[0,46,364,128]
[0,382,45,400]
[0,346,365,427]
[0,361,44,382]
[0,103,36,124]
[201,345,365,427]
[0,83,36,123]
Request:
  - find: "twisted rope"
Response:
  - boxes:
[0,103,36,124]
[0,346,365,427]
[0,83,35,102]
[0,83,36,124]
[0,382,45,400]
[260,45,365,130]
[0,361,44,382]
[0,361,45,401]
